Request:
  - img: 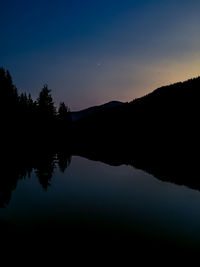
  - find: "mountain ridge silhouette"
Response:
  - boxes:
[71,100,124,122]
[72,75,199,145]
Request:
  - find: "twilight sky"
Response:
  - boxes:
[1,0,200,110]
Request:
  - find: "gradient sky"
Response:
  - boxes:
[1,0,200,110]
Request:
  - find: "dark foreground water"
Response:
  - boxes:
[1,155,200,257]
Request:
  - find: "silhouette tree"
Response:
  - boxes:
[37,84,56,118]
[58,102,70,120]
[0,68,18,114]
[34,84,57,143]
[58,102,71,125]
[57,102,72,140]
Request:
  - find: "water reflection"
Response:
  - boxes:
[0,146,199,208]
[1,148,200,255]
[0,149,71,207]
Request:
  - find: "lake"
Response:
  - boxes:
[1,155,200,254]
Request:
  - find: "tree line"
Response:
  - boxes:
[0,67,72,148]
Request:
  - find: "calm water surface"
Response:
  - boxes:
[1,156,200,248]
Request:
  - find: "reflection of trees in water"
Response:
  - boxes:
[57,151,72,173]
[0,151,72,207]
[1,146,199,209]
[35,152,57,191]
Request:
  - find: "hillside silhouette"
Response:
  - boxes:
[71,100,124,121]
[73,77,199,151]
[73,76,199,157]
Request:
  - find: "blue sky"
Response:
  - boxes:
[1,0,200,110]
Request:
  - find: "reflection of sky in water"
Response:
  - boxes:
[1,156,200,247]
